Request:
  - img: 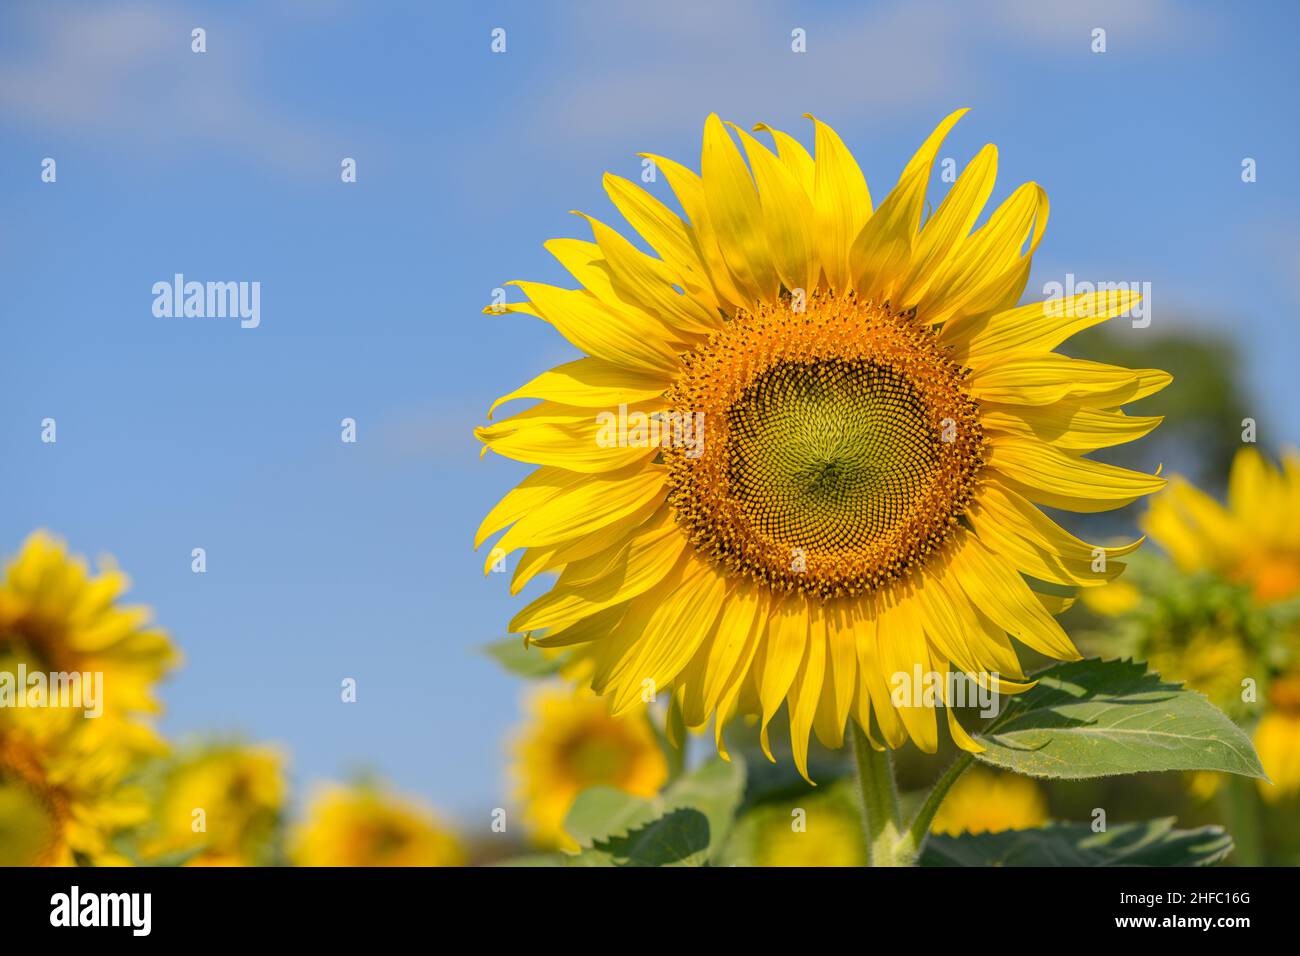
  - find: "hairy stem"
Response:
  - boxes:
[849,723,911,866]
[904,751,976,859]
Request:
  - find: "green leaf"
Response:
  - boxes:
[922,819,1234,867]
[564,787,658,848]
[480,637,565,678]
[739,753,851,811]
[562,756,746,866]
[973,658,1266,780]
[660,756,746,848]
[592,809,712,867]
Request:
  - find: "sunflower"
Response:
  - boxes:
[510,686,668,850]
[1144,446,1300,603]
[0,531,179,745]
[1092,449,1300,806]
[1255,713,1300,801]
[929,766,1048,836]
[291,783,465,867]
[0,717,150,865]
[477,111,1167,777]
[739,784,866,867]
[1254,673,1300,802]
[142,743,286,866]
[0,532,172,865]
[1144,628,1254,712]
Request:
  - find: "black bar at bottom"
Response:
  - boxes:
[0,865,1280,940]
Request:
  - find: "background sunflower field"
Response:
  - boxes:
[3,0,1299,869]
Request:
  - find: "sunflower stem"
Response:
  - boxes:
[849,723,911,866]
[1216,772,1263,866]
[904,751,976,858]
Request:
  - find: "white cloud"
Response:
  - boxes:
[514,0,1215,149]
[0,1,343,172]
[526,0,972,145]
[990,0,1212,49]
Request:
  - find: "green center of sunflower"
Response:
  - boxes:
[663,291,985,598]
[728,359,939,551]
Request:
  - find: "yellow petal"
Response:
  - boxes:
[969,353,1171,407]
[853,598,907,749]
[701,113,779,303]
[510,281,682,373]
[876,589,938,753]
[969,497,1122,587]
[981,401,1164,453]
[757,595,810,760]
[898,143,998,306]
[812,601,857,749]
[575,213,719,334]
[475,466,581,550]
[701,582,765,716]
[931,568,1029,685]
[804,114,873,291]
[978,479,1144,563]
[752,122,815,193]
[642,151,749,309]
[476,401,664,473]
[496,463,666,561]
[507,497,662,588]
[786,607,827,782]
[508,508,683,633]
[609,559,728,713]
[487,357,669,419]
[988,435,1167,513]
[528,602,626,648]
[603,172,716,307]
[852,108,967,299]
[948,533,1081,661]
[945,698,985,753]
[944,288,1144,362]
[730,122,817,294]
[917,181,1048,324]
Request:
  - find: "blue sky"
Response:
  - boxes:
[3,0,1298,821]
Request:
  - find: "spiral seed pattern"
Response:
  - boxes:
[663,290,985,598]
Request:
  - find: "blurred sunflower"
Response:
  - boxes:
[741,785,866,867]
[292,783,465,867]
[1254,674,1300,802]
[1090,448,1300,807]
[0,533,174,865]
[510,686,668,851]
[1144,447,1300,603]
[929,766,1048,836]
[142,743,287,866]
[1146,629,1253,712]
[0,722,147,866]
[0,531,179,745]
[477,110,1167,777]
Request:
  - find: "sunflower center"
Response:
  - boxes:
[729,359,939,548]
[562,729,634,785]
[664,291,985,598]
